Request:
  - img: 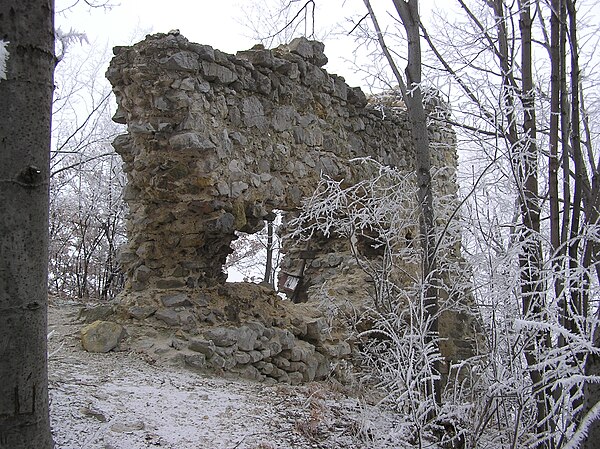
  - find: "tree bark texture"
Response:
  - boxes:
[392,0,441,405]
[0,1,55,448]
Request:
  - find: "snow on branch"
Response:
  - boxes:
[563,399,600,449]
[55,28,89,63]
[0,40,9,81]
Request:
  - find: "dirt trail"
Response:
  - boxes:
[47,302,402,449]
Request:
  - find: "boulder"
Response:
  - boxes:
[161,293,191,307]
[81,321,126,353]
[205,327,238,346]
[236,325,259,351]
[184,353,206,369]
[155,308,180,326]
[128,305,157,320]
[305,318,327,342]
[189,339,216,357]
[78,304,114,324]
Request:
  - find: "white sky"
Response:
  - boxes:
[54,0,451,91]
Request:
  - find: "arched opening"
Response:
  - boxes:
[225,211,282,287]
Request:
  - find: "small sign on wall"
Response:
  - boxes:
[279,272,301,295]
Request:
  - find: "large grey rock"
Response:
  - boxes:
[184,353,206,369]
[266,339,282,357]
[274,328,295,350]
[189,339,216,357]
[320,341,351,358]
[273,356,291,370]
[161,293,191,307]
[314,351,330,380]
[305,318,327,342]
[288,372,304,385]
[205,327,238,347]
[234,351,251,365]
[232,364,264,382]
[288,340,315,363]
[128,305,157,320]
[162,51,199,72]
[169,132,215,151]
[155,309,180,326]
[248,350,263,363]
[237,48,275,68]
[78,305,114,324]
[201,61,237,84]
[241,97,266,129]
[288,37,328,67]
[81,321,126,353]
[236,325,259,351]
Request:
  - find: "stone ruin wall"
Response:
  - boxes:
[105,32,472,384]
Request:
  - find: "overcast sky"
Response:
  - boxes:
[54,0,445,91]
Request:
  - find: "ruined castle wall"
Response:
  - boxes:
[105,33,469,383]
[106,32,457,292]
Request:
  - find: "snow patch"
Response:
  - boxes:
[0,40,9,81]
[47,302,405,449]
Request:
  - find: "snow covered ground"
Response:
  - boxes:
[47,302,408,449]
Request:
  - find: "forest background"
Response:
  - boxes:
[37,0,600,448]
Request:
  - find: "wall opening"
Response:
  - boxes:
[226,211,282,287]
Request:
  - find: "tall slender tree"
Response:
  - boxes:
[364,0,441,404]
[0,1,55,447]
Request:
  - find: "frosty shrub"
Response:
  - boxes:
[290,157,600,449]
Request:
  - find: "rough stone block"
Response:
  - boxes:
[233,364,264,382]
[237,49,274,68]
[236,326,259,351]
[81,321,126,353]
[162,51,199,72]
[288,372,304,385]
[184,353,206,369]
[288,37,328,67]
[276,371,290,383]
[256,361,274,375]
[133,265,152,282]
[209,354,226,369]
[169,132,215,151]
[248,350,263,363]
[201,61,238,84]
[78,304,114,324]
[189,43,215,62]
[274,328,295,350]
[314,351,330,380]
[155,309,180,326]
[234,351,251,365]
[205,327,238,347]
[289,340,315,363]
[215,344,237,357]
[273,356,291,370]
[189,339,216,357]
[266,339,282,357]
[161,293,191,307]
[156,279,186,289]
[287,361,307,373]
[128,305,157,320]
[305,319,327,342]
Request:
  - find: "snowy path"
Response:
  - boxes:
[47,303,402,449]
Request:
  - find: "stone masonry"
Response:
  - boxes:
[105,32,476,383]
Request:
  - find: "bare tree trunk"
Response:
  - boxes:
[548,0,562,309]
[392,0,440,405]
[263,218,274,286]
[0,1,55,448]
[517,4,550,445]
